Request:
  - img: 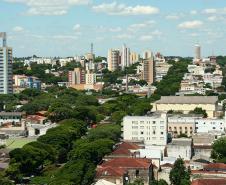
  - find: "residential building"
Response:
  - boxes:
[130,52,139,64]
[152,96,218,118]
[122,113,168,146]
[143,50,153,60]
[68,68,86,85]
[0,32,13,94]
[167,138,192,160]
[121,44,130,70]
[27,123,56,137]
[168,115,201,137]
[96,158,154,185]
[0,112,25,126]
[85,71,96,85]
[195,118,225,133]
[194,44,201,62]
[142,58,155,85]
[108,49,120,72]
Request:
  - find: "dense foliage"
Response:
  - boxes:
[211,137,226,163]
[169,158,191,185]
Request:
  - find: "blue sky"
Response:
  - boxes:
[1,0,226,57]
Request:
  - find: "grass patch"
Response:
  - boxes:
[6,138,37,150]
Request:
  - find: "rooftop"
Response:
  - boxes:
[111,142,141,156]
[168,138,192,146]
[101,158,152,169]
[0,112,25,116]
[156,96,218,104]
[204,163,226,171]
[192,179,226,185]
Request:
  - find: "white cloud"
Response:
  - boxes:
[207,16,217,21]
[178,20,203,29]
[203,8,217,14]
[165,15,180,20]
[128,20,155,32]
[92,2,159,16]
[151,30,162,36]
[114,34,132,39]
[12,26,24,32]
[4,0,90,15]
[109,27,122,32]
[73,24,81,30]
[139,35,153,41]
[190,10,197,15]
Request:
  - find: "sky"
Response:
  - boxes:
[0,0,226,57]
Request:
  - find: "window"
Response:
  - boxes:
[152,121,156,124]
[152,126,156,130]
[160,126,164,130]
[153,131,156,135]
[132,131,138,135]
[161,132,164,135]
[132,126,138,129]
[160,121,164,124]
[160,137,164,140]
[213,127,216,129]
[152,137,156,140]
[140,126,144,129]
[141,131,144,135]
[136,170,139,177]
[140,121,144,124]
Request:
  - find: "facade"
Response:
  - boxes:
[195,44,201,60]
[13,75,41,91]
[195,118,225,133]
[121,44,130,70]
[167,115,201,137]
[96,158,153,185]
[0,32,13,94]
[152,96,218,118]
[130,52,139,64]
[0,112,24,126]
[143,50,153,60]
[142,58,155,85]
[68,68,85,85]
[107,49,120,71]
[167,138,192,160]
[85,71,96,85]
[122,113,168,146]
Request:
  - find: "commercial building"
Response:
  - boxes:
[107,49,120,72]
[0,32,13,94]
[122,113,168,146]
[152,96,218,118]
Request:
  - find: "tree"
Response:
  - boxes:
[169,158,191,185]
[211,137,226,163]
[128,178,144,185]
[152,179,168,185]
[189,107,207,118]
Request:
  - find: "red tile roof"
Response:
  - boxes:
[26,115,47,122]
[96,166,126,177]
[204,163,226,171]
[112,142,140,156]
[101,158,152,169]
[192,179,226,185]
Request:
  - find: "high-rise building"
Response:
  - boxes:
[130,52,139,64]
[68,68,85,85]
[142,58,155,85]
[107,49,120,71]
[0,32,13,94]
[195,44,201,60]
[121,44,130,70]
[143,50,153,60]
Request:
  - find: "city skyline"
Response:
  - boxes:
[1,0,226,57]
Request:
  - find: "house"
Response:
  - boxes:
[167,138,192,160]
[106,142,141,159]
[152,96,218,118]
[122,113,168,146]
[26,123,57,137]
[96,158,154,185]
[25,115,48,125]
[0,112,25,126]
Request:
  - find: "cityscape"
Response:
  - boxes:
[1,0,226,185]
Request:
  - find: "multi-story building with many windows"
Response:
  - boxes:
[0,32,13,94]
[122,113,168,146]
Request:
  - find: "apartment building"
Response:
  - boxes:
[122,113,168,146]
[0,32,13,94]
[107,49,120,72]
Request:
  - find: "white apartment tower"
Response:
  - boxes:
[195,44,201,60]
[121,44,130,70]
[107,49,120,72]
[122,113,168,146]
[0,32,13,94]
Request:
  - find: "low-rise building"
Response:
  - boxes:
[152,96,218,118]
[195,118,225,133]
[167,138,192,160]
[96,158,154,185]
